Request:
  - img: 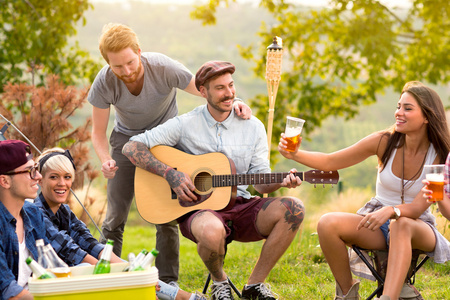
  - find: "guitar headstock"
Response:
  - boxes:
[303,169,339,187]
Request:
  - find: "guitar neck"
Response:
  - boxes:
[212,172,303,187]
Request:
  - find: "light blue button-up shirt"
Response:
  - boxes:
[130,104,271,199]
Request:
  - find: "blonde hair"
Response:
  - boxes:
[99,23,140,63]
[37,148,75,180]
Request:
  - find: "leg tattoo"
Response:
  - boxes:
[204,252,225,280]
[280,198,304,231]
[262,197,304,232]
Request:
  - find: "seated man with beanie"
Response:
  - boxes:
[0,140,45,300]
[122,61,305,300]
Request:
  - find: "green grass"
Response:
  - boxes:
[119,224,450,299]
[90,186,450,299]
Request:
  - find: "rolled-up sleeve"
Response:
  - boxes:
[0,253,23,300]
[69,210,104,260]
[130,116,183,148]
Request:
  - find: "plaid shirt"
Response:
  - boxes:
[445,154,450,197]
[34,193,104,267]
[0,201,47,300]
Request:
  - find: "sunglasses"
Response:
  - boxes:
[6,162,40,179]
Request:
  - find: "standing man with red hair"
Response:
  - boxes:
[88,23,252,286]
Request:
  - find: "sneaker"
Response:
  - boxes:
[241,283,278,300]
[168,281,180,289]
[192,291,209,300]
[211,281,233,300]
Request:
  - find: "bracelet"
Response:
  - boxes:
[163,167,173,178]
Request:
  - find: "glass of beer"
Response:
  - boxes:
[424,164,445,201]
[284,116,305,152]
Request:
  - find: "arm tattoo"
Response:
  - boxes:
[122,141,168,177]
[122,141,189,189]
[165,169,186,187]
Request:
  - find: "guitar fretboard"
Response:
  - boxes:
[212,172,304,187]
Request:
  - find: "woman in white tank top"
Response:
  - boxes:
[278,81,450,300]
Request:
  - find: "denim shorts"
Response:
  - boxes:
[380,219,391,247]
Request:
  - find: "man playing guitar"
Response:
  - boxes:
[123,61,305,300]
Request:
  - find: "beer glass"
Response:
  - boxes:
[424,164,445,201]
[284,116,305,152]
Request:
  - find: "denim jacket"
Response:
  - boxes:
[0,201,47,300]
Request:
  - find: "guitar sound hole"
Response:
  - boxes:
[194,171,213,193]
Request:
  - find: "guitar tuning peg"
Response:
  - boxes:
[314,184,317,188]
[323,184,325,188]
[331,184,334,188]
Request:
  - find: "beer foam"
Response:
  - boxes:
[285,127,302,138]
[426,173,444,182]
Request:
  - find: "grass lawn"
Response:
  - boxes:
[91,186,450,299]
[120,224,450,299]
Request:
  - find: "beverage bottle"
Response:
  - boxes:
[25,257,56,279]
[122,252,136,272]
[124,249,148,272]
[44,244,72,278]
[93,239,114,274]
[132,248,159,271]
[36,239,49,269]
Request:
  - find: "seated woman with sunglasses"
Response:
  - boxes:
[34,148,206,300]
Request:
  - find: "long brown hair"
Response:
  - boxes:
[380,82,450,170]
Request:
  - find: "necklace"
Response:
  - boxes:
[401,146,428,203]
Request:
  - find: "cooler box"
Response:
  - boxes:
[28,262,157,300]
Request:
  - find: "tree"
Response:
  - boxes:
[0,0,102,90]
[191,0,450,154]
[0,75,95,190]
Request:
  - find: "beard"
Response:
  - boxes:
[113,59,143,84]
[206,93,235,113]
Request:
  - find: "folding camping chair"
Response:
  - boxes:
[352,245,430,300]
[202,221,241,298]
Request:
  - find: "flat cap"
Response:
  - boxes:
[0,140,32,174]
[195,61,235,91]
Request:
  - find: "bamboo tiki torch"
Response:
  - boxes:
[265,36,283,160]
[263,37,283,198]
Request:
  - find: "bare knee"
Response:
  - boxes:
[317,212,341,235]
[389,217,413,237]
[191,213,226,246]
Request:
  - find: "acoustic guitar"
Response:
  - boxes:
[134,145,339,224]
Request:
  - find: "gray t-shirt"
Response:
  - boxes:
[88,52,193,136]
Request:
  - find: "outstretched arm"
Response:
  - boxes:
[122,141,196,201]
[278,131,387,171]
